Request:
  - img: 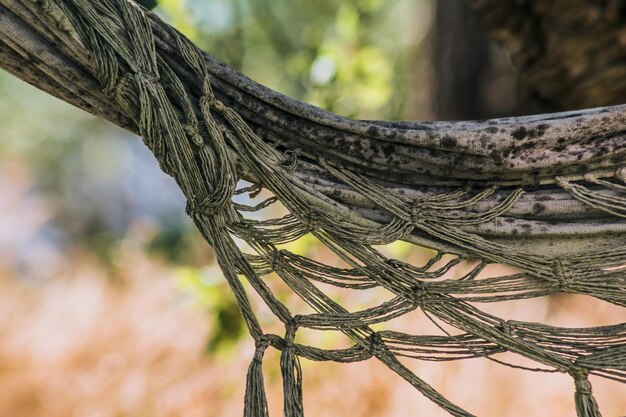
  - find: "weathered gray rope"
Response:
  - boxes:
[0,1,624,416]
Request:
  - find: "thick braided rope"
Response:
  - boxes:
[15,1,626,416]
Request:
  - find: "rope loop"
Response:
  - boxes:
[281,150,298,170]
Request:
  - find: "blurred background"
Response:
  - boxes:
[0,0,624,416]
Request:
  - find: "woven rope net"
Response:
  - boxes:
[1,1,625,416]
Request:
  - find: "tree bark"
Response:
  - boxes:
[432,0,552,121]
[468,0,626,110]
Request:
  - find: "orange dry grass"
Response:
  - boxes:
[0,257,219,417]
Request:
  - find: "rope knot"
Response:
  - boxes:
[183,124,205,147]
[135,70,159,85]
[368,332,384,357]
[305,209,320,231]
[583,173,596,182]
[410,282,429,307]
[211,99,225,112]
[498,320,518,337]
[253,335,271,363]
[411,200,427,224]
[571,367,592,395]
[271,250,285,272]
[256,335,271,350]
[552,258,574,289]
[285,317,300,346]
[555,176,571,189]
[200,95,225,112]
[199,94,211,109]
[186,195,228,217]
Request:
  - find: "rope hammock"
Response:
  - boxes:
[1,1,625,416]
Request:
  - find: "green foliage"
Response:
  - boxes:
[146,220,195,263]
[176,267,246,355]
[205,298,246,354]
[156,0,424,120]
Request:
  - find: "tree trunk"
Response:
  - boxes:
[468,0,626,109]
[432,0,552,120]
